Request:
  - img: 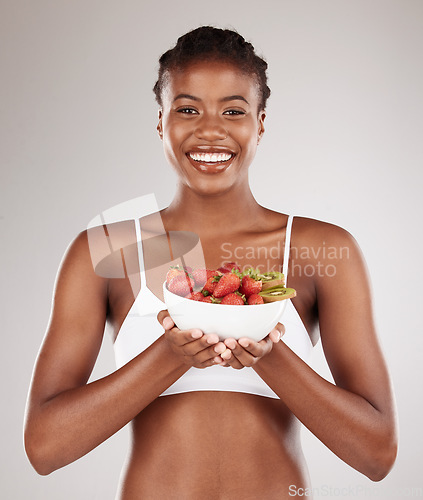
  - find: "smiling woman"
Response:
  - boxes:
[157,58,266,194]
[24,26,398,499]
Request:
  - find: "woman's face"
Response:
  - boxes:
[157,60,266,196]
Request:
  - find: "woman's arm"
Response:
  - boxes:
[223,221,398,481]
[24,229,203,475]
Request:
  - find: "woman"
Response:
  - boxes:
[24,26,398,499]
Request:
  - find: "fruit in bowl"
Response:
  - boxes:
[163,264,296,341]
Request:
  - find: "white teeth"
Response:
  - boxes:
[189,152,233,163]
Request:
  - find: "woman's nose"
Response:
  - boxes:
[194,115,227,141]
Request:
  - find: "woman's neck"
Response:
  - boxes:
[161,182,266,237]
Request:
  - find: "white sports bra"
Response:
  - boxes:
[113,215,313,399]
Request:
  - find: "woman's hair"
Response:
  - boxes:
[153,26,271,113]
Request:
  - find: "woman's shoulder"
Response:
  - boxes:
[287,216,364,281]
[290,215,357,249]
[66,219,139,279]
[85,218,137,247]
[259,208,357,251]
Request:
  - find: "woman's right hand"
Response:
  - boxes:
[157,310,228,368]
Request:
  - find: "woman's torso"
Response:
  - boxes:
[105,209,319,499]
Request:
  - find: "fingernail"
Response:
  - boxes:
[239,339,249,348]
[270,329,281,341]
[214,343,225,354]
[221,349,231,360]
[163,317,173,329]
[191,330,202,339]
[225,339,236,349]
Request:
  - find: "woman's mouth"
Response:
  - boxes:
[186,151,236,174]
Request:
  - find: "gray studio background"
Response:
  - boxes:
[1,1,422,498]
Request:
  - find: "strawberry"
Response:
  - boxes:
[185,291,205,301]
[190,268,208,288]
[247,293,264,305]
[166,266,186,285]
[218,261,241,274]
[207,269,221,280]
[239,275,262,297]
[203,275,219,295]
[168,274,194,297]
[220,293,245,305]
[201,295,214,303]
[213,272,241,298]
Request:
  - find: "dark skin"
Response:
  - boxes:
[24,60,398,499]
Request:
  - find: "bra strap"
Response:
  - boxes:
[282,215,294,285]
[134,218,147,288]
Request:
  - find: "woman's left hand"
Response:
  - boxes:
[219,323,285,369]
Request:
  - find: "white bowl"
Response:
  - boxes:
[163,283,288,342]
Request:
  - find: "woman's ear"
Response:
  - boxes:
[157,109,163,140]
[257,110,266,144]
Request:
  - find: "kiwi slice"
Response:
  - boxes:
[257,271,286,290]
[258,285,296,303]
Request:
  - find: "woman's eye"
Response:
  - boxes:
[177,108,197,114]
[224,110,245,116]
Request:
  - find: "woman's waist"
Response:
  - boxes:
[134,390,298,430]
[120,392,309,500]
[129,391,304,469]
[119,460,309,500]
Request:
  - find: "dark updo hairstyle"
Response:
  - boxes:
[153,26,271,114]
